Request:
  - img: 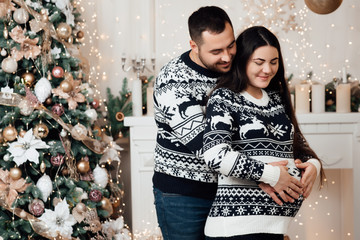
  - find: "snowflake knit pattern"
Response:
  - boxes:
[203,87,303,237]
[152,51,221,198]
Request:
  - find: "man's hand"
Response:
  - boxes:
[295,159,317,198]
[258,182,284,205]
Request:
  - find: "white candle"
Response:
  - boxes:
[336,83,351,113]
[146,86,154,116]
[132,78,143,116]
[342,67,347,83]
[295,84,310,114]
[311,84,325,113]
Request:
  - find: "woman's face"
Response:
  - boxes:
[245,45,279,98]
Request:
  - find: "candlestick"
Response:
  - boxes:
[295,84,310,114]
[311,83,325,113]
[121,54,156,116]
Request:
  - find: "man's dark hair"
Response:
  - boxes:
[188,6,233,45]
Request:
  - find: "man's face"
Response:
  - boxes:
[193,22,236,73]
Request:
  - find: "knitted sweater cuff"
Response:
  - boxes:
[259,164,280,187]
[307,158,321,177]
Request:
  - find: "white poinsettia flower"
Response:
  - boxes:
[39,198,77,238]
[100,135,123,164]
[7,129,50,166]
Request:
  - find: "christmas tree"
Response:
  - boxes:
[0,0,130,239]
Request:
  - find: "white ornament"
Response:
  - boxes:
[1,48,7,57]
[1,56,18,73]
[93,165,108,188]
[1,85,14,99]
[18,99,34,116]
[3,153,10,161]
[85,108,97,124]
[60,129,67,137]
[36,174,53,202]
[51,46,62,59]
[13,8,29,24]
[34,77,52,102]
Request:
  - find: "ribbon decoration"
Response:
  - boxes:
[0,0,13,18]
[0,91,105,154]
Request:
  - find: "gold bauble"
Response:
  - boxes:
[33,123,49,139]
[40,161,46,173]
[21,72,36,87]
[3,125,18,142]
[100,197,113,217]
[10,167,22,180]
[76,160,90,174]
[60,80,73,93]
[45,97,52,105]
[19,129,26,137]
[77,31,84,39]
[56,22,72,39]
[305,0,342,14]
[75,202,87,213]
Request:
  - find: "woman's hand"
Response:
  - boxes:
[295,159,317,198]
[273,165,304,203]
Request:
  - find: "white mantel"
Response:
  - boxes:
[124,113,360,239]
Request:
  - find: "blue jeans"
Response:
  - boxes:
[153,188,213,240]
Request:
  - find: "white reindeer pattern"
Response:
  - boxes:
[211,112,233,130]
[239,116,269,139]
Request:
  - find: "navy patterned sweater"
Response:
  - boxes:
[152,51,221,199]
[203,88,319,237]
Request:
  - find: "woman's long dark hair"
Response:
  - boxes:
[214,26,325,184]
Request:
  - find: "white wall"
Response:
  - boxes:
[80,0,359,99]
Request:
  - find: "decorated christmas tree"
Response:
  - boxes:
[0,0,130,239]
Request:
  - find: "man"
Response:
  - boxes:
[152,6,236,240]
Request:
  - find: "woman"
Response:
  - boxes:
[203,26,324,240]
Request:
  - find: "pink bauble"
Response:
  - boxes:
[89,189,102,202]
[28,199,45,217]
[51,104,65,116]
[91,99,100,109]
[51,66,64,78]
[50,154,64,167]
